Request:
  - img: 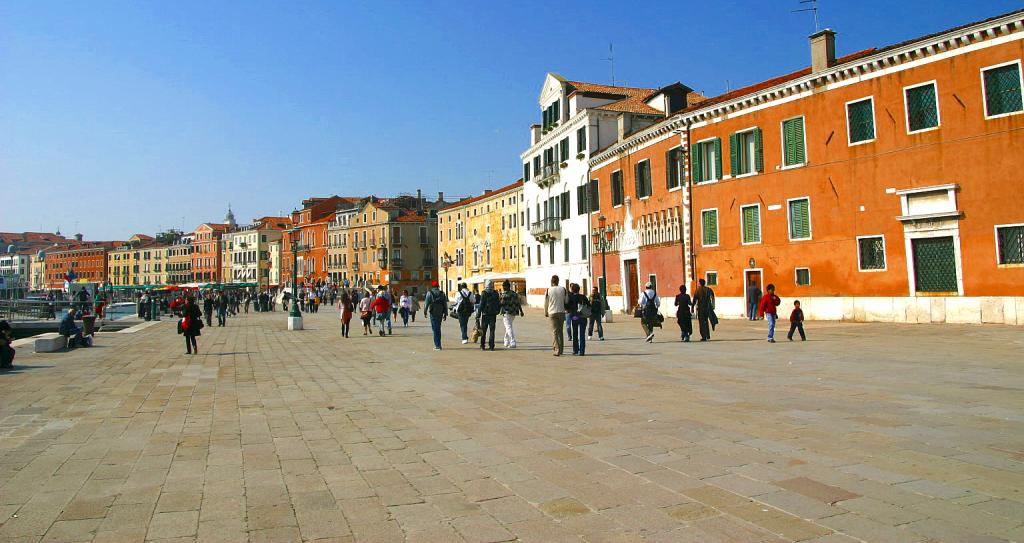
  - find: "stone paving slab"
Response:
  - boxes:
[1,310,1023,542]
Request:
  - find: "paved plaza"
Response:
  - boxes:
[1,310,1022,543]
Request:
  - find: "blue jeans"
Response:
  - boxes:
[429,315,442,348]
[571,316,587,355]
[458,313,470,340]
[748,301,759,320]
[766,313,776,340]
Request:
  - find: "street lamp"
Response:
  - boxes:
[441,252,454,295]
[591,215,615,320]
[287,228,308,330]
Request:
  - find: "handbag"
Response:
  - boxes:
[360,310,371,319]
[580,303,593,320]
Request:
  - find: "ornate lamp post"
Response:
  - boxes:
[441,252,454,296]
[591,215,615,321]
[287,228,308,330]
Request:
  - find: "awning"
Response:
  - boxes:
[464,273,526,285]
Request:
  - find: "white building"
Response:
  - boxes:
[0,250,31,296]
[519,74,691,305]
[225,218,288,287]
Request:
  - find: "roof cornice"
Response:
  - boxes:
[520,109,618,160]
[590,11,1024,167]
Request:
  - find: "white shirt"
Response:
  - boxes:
[638,288,660,308]
[545,286,567,315]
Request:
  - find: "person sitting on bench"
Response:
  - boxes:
[59,308,87,348]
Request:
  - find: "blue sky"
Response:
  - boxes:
[2,0,1019,239]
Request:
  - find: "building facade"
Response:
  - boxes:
[590,9,1024,324]
[192,223,231,283]
[224,217,289,286]
[281,196,355,287]
[520,74,692,305]
[166,235,193,285]
[437,181,525,296]
[45,243,119,289]
[0,251,31,297]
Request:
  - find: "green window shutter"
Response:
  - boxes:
[713,138,722,180]
[907,84,938,131]
[634,163,642,197]
[753,127,764,172]
[702,211,718,246]
[729,133,739,176]
[789,199,810,239]
[690,144,703,183]
[783,118,805,166]
[984,64,1024,116]
[742,206,760,243]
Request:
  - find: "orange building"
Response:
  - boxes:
[191,223,231,283]
[591,9,1024,324]
[44,242,121,289]
[281,196,358,287]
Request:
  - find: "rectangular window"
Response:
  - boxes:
[788,198,811,240]
[611,171,624,206]
[589,179,600,212]
[741,205,761,244]
[781,117,806,166]
[648,274,657,292]
[580,235,587,261]
[690,138,722,183]
[563,239,569,262]
[730,128,762,176]
[634,160,652,199]
[523,162,530,181]
[533,156,541,175]
[795,268,810,286]
[905,82,939,132]
[996,225,1024,264]
[576,185,588,215]
[701,209,719,247]
[705,271,718,286]
[857,236,886,271]
[666,147,683,189]
[847,97,876,144]
[560,191,570,220]
[559,138,569,162]
[576,127,587,154]
[982,61,1024,118]
[548,243,554,264]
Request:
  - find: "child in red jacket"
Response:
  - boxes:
[788,300,806,341]
[757,283,781,343]
[370,294,391,337]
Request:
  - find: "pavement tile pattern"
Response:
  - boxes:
[1,309,1022,542]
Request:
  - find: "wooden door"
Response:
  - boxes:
[624,259,639,313]
[744,269,762,309]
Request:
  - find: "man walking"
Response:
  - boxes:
[587,286,605,341]
[693,278,715,341]
[638,282,660,343]
[454,283,474,344]
[544,275,567,356]
[475,280,500,351]
[746,280,761,321]
[500,280,524,348]
[424,281,448,350]
[203,294,214,327]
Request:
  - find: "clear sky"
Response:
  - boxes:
[2,1,1019,240]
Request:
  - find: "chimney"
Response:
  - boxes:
[437,191,444,203]
[617,114,633,139]
[74,233,83,242]
[416,189,423,212]
[810,29,836,73]
[482,189,492,196]
[530,124,542,145]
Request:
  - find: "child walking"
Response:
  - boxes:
[788,300,806,341]
[757,283,781,343]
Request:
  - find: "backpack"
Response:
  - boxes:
[482,291,500,316]
[642,292,658,320]
[427,289,447,318]
[457,291,474,317]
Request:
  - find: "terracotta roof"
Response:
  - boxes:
[566,81,663,116]
[442,180,524,211]
[395,211,427,223]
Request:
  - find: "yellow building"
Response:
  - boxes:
[107,236,169,287]
[437,180,524,296]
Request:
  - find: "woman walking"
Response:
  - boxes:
[499,280,524,349]
[399,290,412,327]
[358,292,373,335]
[410,294,420,323]
[180,295,203,355]
[674,285,693,342]
[338,291,354,338]
[567,283,591,356]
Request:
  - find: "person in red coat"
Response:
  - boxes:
[370,293,391,337]
[757,283,781,343]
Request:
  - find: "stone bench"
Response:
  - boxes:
[34,333,68,353]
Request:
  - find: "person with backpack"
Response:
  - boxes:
[638,282,661,343]
[499,280,524,349]
[567,283,591,356]
[453,283,475,344]
[423,281,448,350]
[587,286,605,341]
[758,283,781,343]
[475,280,500,351]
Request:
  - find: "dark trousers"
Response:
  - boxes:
[571,317,587,355]
[205,309,212,326]
[217,308,226,326]
[479,315,496,350]
[677,316,693,340]
[458,313,470,341]
[400,308,409,326]
[184,334,197,353]
[587,315,603,338]
[788,322,806,340]
[697,312,711,340]
[429,315,443,349]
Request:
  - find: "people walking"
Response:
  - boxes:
[674,285,693,342]
[399,290,412,327]
[203,294,214,327]
[747,280,762,321]
[638,282,661,343]
[410,294,420,323]
[693,279,716,341]
[499,280,524,349]
[567,283,590,356]
[380,287,393,335]
[758,283,781,343]
[180,295,203,355]
[788,300,806,341]
[338,291,353,338]
[358,292,373,335]
[454,283,474,344]
[587,286,605,341]
[474,280,500,351]
[371,291,391,337]
[216,292,228,327]
[544,275,568,356]
[424,281,448,350]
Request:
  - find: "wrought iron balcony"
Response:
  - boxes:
[530,217,561,242]
[388,258,403,269]
[536,163,561,188]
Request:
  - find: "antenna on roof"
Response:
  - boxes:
[793,0,820,32]
[603,42,616,86]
